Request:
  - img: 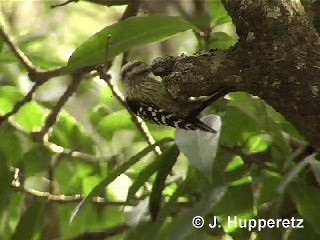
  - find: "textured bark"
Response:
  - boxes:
[152,0,320,150]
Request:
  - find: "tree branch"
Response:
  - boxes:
[51,0,79,8]
[0,22,66,83]
[97,67,162,156]
[31,73,83,142]
[0,23,39,73]
[0,81,44,126]
[153,0,320,150]
[11,167,138,206]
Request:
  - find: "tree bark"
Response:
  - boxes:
[152,0,320,150]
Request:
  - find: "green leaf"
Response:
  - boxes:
[50,112,95,153]
[286,221,320,240]
[289,182,320,234]
[11,201,45,240]
[175,115,221,181]
[14,102,45,132]
[0,86,23,115]
[278,154,316,193]
[89,104,111,128]
[157,185,228,240]
[0,124,22,166]
[66,15,195,72]
[70,138,173,223]
[210,31,237,49]
[0,35,4,55]
[96,110,132,140]
[149,145,180,220]
[0,151,10,215]
[309,159,320,186]
[209,0,232,26]
[255,171,281,205]
[125,178,212,240]
[22,145,52,176]
[145,124,175,141]
[125,158,162,206]
[255,227,282,240]
[214,179,254,231]
[0,86,46,132]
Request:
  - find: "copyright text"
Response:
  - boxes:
[192,216,304,231]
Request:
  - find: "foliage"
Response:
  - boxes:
[0,1,319,240]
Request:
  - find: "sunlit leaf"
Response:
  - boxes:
[14,102,46,132]
[209,0,232,26]
[66,15,195,72]
[0,86,46,132]
[175,115,221,181]
[0,86,23,114]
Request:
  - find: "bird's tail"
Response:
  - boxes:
[182,117,216,133]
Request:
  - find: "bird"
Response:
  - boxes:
[119,61,218,133]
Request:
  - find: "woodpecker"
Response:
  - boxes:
[120,61,218,133]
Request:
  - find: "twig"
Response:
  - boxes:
[51,0,79,8]
[0,24,39,73]
[0,22,66,82]
[48,153,64,194]
[32,73,83,142]
[43,141,112,164]
[12,184,138,205]
[11,170,138,206]
[52,0,131,8]
[96,67,162,156]
[28,67,66,83]
[120,0,142,21]
[0,81,44,126]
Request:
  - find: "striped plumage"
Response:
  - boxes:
[120,61,216,133]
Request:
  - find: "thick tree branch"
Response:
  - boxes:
[153,0,320,150]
